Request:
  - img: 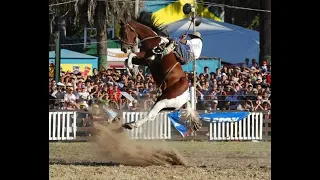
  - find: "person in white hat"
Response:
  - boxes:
[163,32,203,65]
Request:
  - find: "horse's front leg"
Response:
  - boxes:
[125,52,147,68]
[125,52,151,77]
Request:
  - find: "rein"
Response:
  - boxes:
[120,23,161,47]
[158,61,179,92]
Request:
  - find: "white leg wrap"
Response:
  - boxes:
[126,53,137,69]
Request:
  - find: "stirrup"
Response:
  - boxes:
[152,46,163,55]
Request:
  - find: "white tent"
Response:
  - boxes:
[165,18,260,64]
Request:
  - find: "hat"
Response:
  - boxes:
[222,73,227,76]
[80,101,88,108]
[67,83,72,87]
[57,82,64,86]
[188,32,202,40]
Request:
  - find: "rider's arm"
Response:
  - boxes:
[180,34,187,44]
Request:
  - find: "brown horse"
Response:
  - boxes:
[119,12,201,133]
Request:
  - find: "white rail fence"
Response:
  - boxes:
[122,111,171,139]
[209,112,263,141]
[49,111,77,141]
[49,111,263,141]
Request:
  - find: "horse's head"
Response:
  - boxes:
[119,20,138,54]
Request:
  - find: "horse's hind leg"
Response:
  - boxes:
[122,77,189,129]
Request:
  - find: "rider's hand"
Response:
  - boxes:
[181,34,187,39]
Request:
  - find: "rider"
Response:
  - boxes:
[163,32,203,65]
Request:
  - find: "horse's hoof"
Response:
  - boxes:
[122,123,133,130]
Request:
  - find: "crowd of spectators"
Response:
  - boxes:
[49,58,271,112]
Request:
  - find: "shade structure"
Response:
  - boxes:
[165,18,260,64]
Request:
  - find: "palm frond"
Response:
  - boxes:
[87,0,97,26]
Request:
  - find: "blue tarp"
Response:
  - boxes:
[165,18,260,64]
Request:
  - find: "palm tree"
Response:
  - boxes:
[74,0,143,70]
[49,0,72,51]
[259,0,271,65]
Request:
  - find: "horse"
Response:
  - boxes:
[119,11,202,133]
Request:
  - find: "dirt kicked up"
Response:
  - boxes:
[90,123,188,166]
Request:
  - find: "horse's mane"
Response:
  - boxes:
[133,11,168,37]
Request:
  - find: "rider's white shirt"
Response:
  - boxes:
[186,38,203,59]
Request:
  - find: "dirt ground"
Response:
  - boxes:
[49,141,270,180]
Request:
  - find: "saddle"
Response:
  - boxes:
[152,39,187,65]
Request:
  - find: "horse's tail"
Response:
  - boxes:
[180,101,202,133]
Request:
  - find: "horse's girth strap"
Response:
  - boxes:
[158,61,180,91]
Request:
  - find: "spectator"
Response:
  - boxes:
[203,66,210,80]
[49,60,271,112]
[64,87,80,110]
[128,100,140,111]
[51,82,66,109]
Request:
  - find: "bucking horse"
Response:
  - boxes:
[119,11,202,134]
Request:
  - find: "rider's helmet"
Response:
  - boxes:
[188,32,202,41]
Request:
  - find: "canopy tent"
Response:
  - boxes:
[84,39,121,56]
[165,18,259,64]
[144,0,222,25]
[84,40,128,69]
[113,0,222,38]
[49,49,98,76]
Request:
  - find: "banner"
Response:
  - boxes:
[199,112,250,123]
[168,111,250,137]
[168,111,191,137]
[61,64,92,76]
[107,48,128,61]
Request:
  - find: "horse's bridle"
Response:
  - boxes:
[119,23,160,49]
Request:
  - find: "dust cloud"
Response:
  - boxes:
[90,122,188,166]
